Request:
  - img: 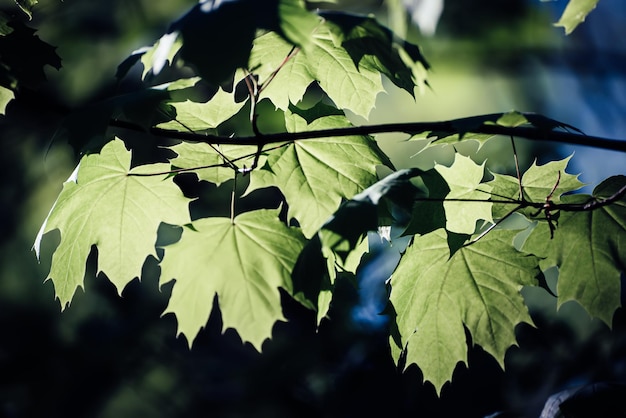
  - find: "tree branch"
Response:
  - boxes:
[109,118,626,153]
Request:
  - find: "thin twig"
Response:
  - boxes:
[510,136,524,201]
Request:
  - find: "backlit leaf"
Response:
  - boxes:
[34,139,192,307]
[159,209,307,350]
[246,112,390,237]
[523,176,626,325]
[14,0,38,20]
[519,156,584,203]
[555,0,600,35]
[435,154,492,234]
[390,229,540,393]
[168,142,259,186]
[0,85,14,114]
[156,85,247,131]
[487,156,583,219]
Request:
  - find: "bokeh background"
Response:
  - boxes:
[1,0,625,416]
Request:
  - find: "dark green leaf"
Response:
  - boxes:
[523,176,626,325]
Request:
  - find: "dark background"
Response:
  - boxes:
[1,0,625,416]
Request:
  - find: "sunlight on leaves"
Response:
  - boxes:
[0,85,14,114]
[246,112,389,237]
[523,176,626,325]
[159,209,307,350]
[168,142,259,186]
[390,229,540,394]
[34,139,192,307]
[555,0,600,34]
[435,154,493,234]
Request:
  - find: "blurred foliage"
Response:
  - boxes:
[0,0,624,417]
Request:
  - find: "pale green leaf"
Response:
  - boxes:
[519,156,584,203]
[0,86,14,114]
[555,0,600,34]
[156,86,247,131]
[249,31,312,111]
[487,156,583,219]
[320,13,429,96]
[486,172,522,219]
[34,139,192,307]
[523,176,626,325]
[159,209,307,350]
[278,0,321,51]
[168,142,259,186]
[390,229,539,393]
[435,154,492,234]
[250,24,385,117]
[246,112,389,237]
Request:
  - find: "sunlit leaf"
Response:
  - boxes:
[555,0,600,35]
[278,0,321,52]
[390,229,540,394]
[487,156,583,219]
[168,142,259,186]
[523,176,626,325]
[246,112,390,237]
[157,84,247,131]
[434,154,492,234]
[159,209,307,350]
[0,85,14,114]
[34,139,192,307]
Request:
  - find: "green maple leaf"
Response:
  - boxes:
[555,0,600,34]
[293,169,419,321]
[250,31,315,111]
[519,156,584,203]
[487,156,583,219]
[435,154,492,234]
[34,139,192,307]
[157,83,247,131]
[159,209,307,350]
[320,12,429,96]
[246,112,390,237]
[277,0,321,52]
[168,142,259,186]
[250,23,385,118]
[523,176,626,325]
[390,229,540,393]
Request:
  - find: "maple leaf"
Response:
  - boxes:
[293,168,420,322]
[159,209,307,350]
[523,176,626,325]
[390,229,540,394]
[487,156,584,219]
[168,142,259,186]
[519,156,584,203]
[156,82,246,131]
[249,31,313,111]
[249,23,385,118]
[246,112,389,237]
[434,154,493,234]
[34,139,192,308]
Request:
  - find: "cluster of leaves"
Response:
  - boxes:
[30,0,625,394]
